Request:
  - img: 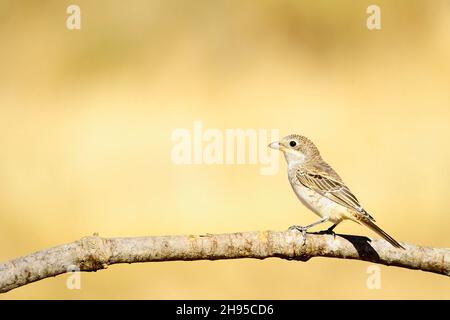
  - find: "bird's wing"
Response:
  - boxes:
[294,162,375,221]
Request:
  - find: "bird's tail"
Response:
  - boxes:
[360,218,405,249]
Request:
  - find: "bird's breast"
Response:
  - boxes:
[290,182,349,223]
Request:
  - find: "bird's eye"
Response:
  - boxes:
[289,140,297,147]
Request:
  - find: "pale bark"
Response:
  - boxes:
[0,230,448,293]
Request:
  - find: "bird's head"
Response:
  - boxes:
[269,134,320,164]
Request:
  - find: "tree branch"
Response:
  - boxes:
[0,230,449,293]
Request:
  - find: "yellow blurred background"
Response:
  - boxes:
[1,0,449,299]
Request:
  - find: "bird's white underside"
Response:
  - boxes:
[290,182,351,224]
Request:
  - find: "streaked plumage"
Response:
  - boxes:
[269,134,404,249]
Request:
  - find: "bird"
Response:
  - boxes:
[269,134,404,249]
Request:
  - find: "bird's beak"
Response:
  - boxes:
[268,141,281,150]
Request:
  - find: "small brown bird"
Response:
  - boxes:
[269,134,404,249]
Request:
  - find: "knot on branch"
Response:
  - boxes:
[77,235,112,271]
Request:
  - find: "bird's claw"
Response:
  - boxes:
[317,228,337,239]
[288,225,308,245]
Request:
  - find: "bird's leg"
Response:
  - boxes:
[317,223,339,238]
[289,217,329,244]
[327,223,338,237]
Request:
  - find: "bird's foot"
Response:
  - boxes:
[317,228,337,239]
[288,225,308,245]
